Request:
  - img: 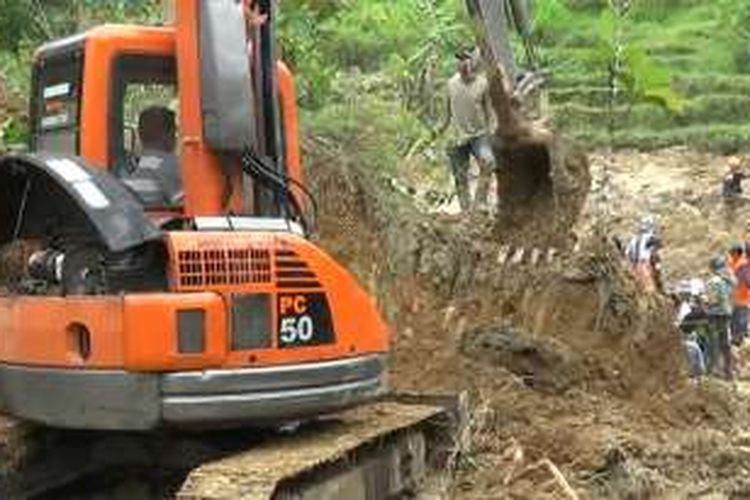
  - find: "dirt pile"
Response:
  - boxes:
[307,119,681,393]
[306,136,750,497]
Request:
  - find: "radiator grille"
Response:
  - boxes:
[274,250,322,289]
[176,247,272,289]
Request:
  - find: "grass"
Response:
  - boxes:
[534,0,750,150]
[574,124,750,153]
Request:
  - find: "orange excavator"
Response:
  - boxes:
[0,0,390,431]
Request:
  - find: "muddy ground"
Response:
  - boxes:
[587,148,750,285]
[307,141,750,499]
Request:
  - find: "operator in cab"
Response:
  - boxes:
[122,106,183,207]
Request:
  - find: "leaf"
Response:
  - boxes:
[645,87,685,113]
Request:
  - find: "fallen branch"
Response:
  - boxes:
[511,458,579,500]
[496,437,579,499]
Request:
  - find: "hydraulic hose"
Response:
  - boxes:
[240,148,318,234]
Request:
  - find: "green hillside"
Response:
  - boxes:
[538,0,750,151]
[1,1,749,153]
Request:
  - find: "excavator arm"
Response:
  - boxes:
[467,0,544,98]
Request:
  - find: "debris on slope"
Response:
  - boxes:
[0,242,31,289]
[305,130,750,497]
[587,147,750,284]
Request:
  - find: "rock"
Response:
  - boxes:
[460,323,584,393]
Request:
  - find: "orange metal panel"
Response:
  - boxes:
[163,231,389,368]
[0,293,229,372]
[278,62,305,208]
[123,292,226,371]
[0,297,124,368]
[282,235,391,356]
[175,0,232,216]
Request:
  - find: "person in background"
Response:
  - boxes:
[722,156,745,227]
[722,155,745,199]
[705,256,735,379]
[440,47,497,212]
[728,243,750,347]
[626,216,662,292]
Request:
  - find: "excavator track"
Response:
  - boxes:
[1,395,465,499]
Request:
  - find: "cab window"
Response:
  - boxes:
[30,49,84,155]
[111,55,181,208]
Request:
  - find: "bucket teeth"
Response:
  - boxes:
[530,248,542,265]
[497,245,512,265]
[497,246,562,268]
[511,248,526,265]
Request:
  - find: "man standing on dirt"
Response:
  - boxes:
[728,243,750,347]
[706,256,735,379]
[440,47,497,212]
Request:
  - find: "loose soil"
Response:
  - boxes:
[307,139,750,498]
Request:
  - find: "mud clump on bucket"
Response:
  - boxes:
[485,64,591,249]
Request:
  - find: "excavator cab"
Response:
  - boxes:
[31,34,181,208]
[0,0,389,430]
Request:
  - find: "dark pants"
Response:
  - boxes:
[447,134,496,211]
[708,313,733,379]
[683,312,731,379]
[696,329,716,375]
[723,197,741,229]
[731,305,748,346]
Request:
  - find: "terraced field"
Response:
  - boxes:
[542,2,750,151]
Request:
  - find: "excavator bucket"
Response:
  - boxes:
[466,0,590,249]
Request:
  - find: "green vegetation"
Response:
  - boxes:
[0,0,160,149]
[1,0,750,154]
[540,1,750,151]
[287,0,750,158]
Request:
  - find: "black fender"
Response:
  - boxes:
[0,153,160,252]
